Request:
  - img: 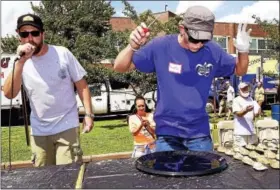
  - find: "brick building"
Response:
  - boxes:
[110,11,271,55]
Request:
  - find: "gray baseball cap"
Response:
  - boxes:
[182,6,215,40]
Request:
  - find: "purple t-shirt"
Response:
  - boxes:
[132,34,236,138]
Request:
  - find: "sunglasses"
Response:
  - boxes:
[19,31,41,38]
[184,28,209,44]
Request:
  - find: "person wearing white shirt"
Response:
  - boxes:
[232,82,260,147]
[226,81,235,120]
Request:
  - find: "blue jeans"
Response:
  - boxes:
[156,135,213,152]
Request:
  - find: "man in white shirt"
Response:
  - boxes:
[232,82,260,147]
[226,81,235,120]
[3,14,94,167]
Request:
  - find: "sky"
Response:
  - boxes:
[1,1,279,37]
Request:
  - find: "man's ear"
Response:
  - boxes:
[178,25,185,35]
[42,31,45,41]
[15,29,21,42]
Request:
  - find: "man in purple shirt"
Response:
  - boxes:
[114,6,251,152]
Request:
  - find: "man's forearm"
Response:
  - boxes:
[114,45,135,73]
[3,62,24,99]
[235,109,248,117]
[75,79,93,115]
[235,52,249,76]
[79,87,93,115]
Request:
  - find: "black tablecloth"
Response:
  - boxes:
[1,155,279,189]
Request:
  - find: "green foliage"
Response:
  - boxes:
[31,0,115,64]
[162,15,182,34]
[253,15,279,62]
[110,0,183,97]
[1,35,19,53]
[0,0,182,98]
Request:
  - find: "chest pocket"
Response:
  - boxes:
[44,55,71,89]
[53,55,71,82]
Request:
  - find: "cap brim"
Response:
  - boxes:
[17,22,42,31]
[188,29,212,40]
[239,84,249,89]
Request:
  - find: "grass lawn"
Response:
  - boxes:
[1,110,272,163]
[1,119,133,163]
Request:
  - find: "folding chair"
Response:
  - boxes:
[217,120,234,148]
[256,119,279,145]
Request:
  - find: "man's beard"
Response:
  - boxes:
[29,40,43,55]
[240,91,250,98]
[33,42,43,55]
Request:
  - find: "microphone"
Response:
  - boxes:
[15,46,35,61]
[19,52,26,57]
[14,52,26,61]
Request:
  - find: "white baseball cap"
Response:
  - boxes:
[238,82,248,89]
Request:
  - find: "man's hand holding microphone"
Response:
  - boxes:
[16,43,35,62]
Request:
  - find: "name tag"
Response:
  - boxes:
[168,62,182,74]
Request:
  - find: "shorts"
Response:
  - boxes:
[219,99,226,107]
[233,134,258,147]
[30,127,83,167]
[226,101,233,109]
[132,142,156,158]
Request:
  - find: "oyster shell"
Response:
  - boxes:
[253,162,268,171]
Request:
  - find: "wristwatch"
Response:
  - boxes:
[85,113,95,118]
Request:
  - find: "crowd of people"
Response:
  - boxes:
[218,79,265,118]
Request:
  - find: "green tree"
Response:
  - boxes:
[253,15,279,65]
[31,0,115,64]
[108,0,182,100]
[1,35,19,54]
[253,15,279,86]
[1,0,117,84]
[253,15,279,102]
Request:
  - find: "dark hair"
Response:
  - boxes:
[126,96,152,124]
[131,95,151,114]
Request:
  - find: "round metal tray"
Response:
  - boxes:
[135,150,228,177]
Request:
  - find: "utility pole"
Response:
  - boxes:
[165,4,168,11]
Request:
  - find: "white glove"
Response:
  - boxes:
[233,23,252,53]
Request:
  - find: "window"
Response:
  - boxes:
[213,36,228,52]
[249,39,257,54]
[249,38,273,54]
[89,84,102,96]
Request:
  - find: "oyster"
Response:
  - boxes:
[256,156,270,165]
[233,152,243,160]
[239,147,249,156]
[217,146,227,153]
[242,156,255,166]
[225,148,235,156]
[270,159,280,169]
[264,150,276,159]
[245,144,256,150]
[253,162,268,171]
[257,143,267,150]
[249,151,260,159]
